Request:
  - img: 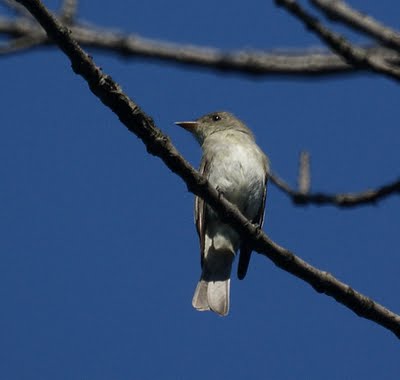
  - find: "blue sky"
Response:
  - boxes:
[1,0,400,379]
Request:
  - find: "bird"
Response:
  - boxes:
[175,111,269,316]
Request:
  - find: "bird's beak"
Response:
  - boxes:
[174,121,198,131]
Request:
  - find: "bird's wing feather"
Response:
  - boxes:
[237,176,268,280]
[195,157,211,268]
[257,177,268,229]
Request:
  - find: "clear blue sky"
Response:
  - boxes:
[1,0,400,379]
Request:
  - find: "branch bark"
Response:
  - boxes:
[15,0,400,338]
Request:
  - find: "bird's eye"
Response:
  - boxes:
[212,114,221,122]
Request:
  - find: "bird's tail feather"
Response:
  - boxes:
[192,246,234,316]
[207,278,230,316]
[192,280,210,311]
[192,278,231,316]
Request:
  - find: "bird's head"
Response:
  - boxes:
[175,111,252,145]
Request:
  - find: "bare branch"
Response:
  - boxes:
[270,173,400,208]
[312,0,400,52]
[275,0,400,81]
[15,0,400,338]
[2,15,400,77]
[71,25,353,77]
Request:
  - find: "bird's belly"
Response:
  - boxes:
[208,144,265,218]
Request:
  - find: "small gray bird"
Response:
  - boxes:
[176,111,269,316]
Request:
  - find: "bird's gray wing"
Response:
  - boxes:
[237,177,268,280]
[195,158,211,268]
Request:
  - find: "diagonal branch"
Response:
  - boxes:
[275,0,400,82]
[311,0,400,52]
[15,0,400,339]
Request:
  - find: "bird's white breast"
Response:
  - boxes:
[203,131,267,219]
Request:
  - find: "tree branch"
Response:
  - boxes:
[270,173,400,207]
[15,0,400,338]
[311,0,400,52]
[275,0,400,82]
[2,12,400,76]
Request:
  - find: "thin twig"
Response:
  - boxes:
[60,0,77,24]
[312,0,400,52]
[298,151,310,194]
[0,31,45,54]
[15,0,400,339]
[270,173,400,207]
[0,16,36,36]
[275,0,400,81]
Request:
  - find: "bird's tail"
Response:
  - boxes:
[192,246,234,316]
